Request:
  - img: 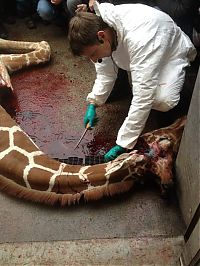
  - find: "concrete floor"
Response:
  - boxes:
[0,17,198,265]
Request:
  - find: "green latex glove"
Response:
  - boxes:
[84,104,97,128]
[104,145,126,162]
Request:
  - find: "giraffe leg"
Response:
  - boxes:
[0,40,51,73]
[0,58,13,99]
[0,38,50,53]
[0,38,51,98]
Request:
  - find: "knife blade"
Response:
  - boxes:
[74,123,91,150]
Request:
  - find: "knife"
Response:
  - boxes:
[74,123,91,150]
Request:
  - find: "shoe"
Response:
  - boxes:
[0,22,8,39]
[25,16,37,29]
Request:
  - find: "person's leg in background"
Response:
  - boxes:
[54,1,69,28]
[37,0,69,29]
[16,0,38,29]
[37,0,55,22]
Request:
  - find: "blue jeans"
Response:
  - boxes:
[37,0,68,21]
[37,0,56,21]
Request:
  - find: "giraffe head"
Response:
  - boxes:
[138,117,186,197]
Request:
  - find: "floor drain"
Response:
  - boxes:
[54,156,105,165]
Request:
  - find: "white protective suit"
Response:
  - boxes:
[87,2,196,149]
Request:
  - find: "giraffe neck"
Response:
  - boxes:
[0,103,186,206]
[0,105,149,205]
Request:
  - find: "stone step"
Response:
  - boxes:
[0,236,184,266]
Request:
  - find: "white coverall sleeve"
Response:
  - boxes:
[116,30,172,149]
[86,57,118,105]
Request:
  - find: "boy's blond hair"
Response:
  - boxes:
[68,12,108,56]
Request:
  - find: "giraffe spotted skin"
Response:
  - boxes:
[0,38,186,206]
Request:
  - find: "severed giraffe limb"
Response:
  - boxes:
[0,38,51,94]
